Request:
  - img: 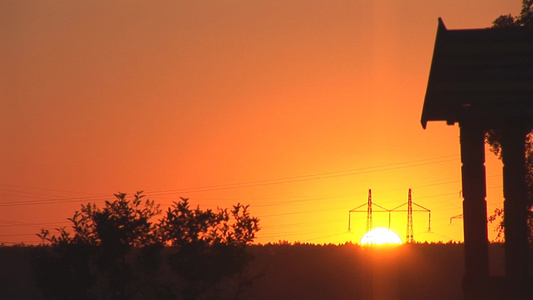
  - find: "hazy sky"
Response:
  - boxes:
[1,0,521,245]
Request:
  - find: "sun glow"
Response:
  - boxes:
[360,228,403,245]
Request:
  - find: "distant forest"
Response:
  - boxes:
[1,243,527,300]
[1,192,531,299]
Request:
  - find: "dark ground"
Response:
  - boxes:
[0,243,514,300]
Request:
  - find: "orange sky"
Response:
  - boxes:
[0,0,522,245]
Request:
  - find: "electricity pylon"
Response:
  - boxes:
[366,189,372,232]
[389,188,431,243]
[407,189,414,243]
[348,189,391,232]
[449,214,463,224]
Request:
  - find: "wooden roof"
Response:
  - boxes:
[421,18,533,129]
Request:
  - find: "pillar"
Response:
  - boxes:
[459,122,489,300]
[501,124,529,300]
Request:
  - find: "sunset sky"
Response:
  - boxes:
[1,0,522,245]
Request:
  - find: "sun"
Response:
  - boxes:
[360,227,403,245]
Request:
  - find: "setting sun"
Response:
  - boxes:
[360,228,403,245]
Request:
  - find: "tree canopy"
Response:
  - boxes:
[487,0,533,242]
[33,192,260,300]
[492,0,533,28]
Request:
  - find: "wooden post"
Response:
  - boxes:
[459,122,489,300]
[501,124,529,300]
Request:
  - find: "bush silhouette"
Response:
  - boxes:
[32,192,260,300]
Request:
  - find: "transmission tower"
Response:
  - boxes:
[348,189,391,232]
[389,188,431,243]
[367,189,373,232]
[406,188,414,243]
[449,214,463,224]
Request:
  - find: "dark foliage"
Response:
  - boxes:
[31,243,95,300]
[487,0,533,242]
[491,0,533,28]
[489,208,533,244]
[159,199,259,300]
[492,14,521,28]
[31,192,260,300]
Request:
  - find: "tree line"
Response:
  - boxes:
[32,191,260,300]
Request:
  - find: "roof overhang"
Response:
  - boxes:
[421,18,533,129]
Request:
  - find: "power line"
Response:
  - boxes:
[0,195,110,207]
[144,155,460,195]
[0,220,68,228]
[0,155,460,208]
[0,155,469,244]
[0,183,104,196]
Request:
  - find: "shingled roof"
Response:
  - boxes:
[421,18,533,129]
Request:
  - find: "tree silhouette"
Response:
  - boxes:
[33,192,160,300]
[32,192,260,300]
[487,0,533,242]
[32,230,95,300]
[159,198,260,300]
[492,0,532,28]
